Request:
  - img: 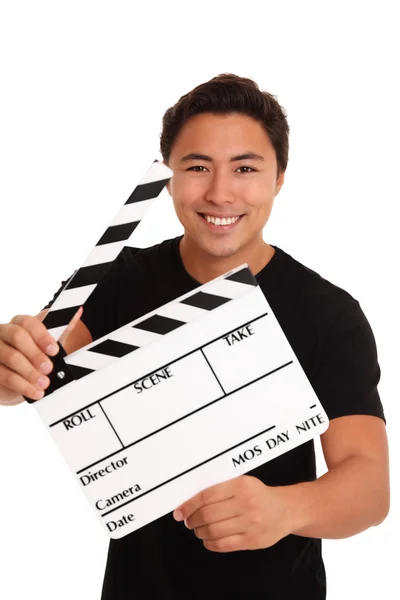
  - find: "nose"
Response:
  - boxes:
[204,171,235,205]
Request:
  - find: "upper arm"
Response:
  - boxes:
[321,415,390,520]
[321,414,389,472]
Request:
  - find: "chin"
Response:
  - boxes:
[203,241,240,259]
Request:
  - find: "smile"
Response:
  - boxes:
[199,213,244,228]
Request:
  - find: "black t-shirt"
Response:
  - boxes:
[45,237,385,599]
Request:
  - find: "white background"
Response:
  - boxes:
[0,1,398,598]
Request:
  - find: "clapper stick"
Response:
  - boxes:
[25,160,172,402]
[43,160,172,341]
[63,265,259,380]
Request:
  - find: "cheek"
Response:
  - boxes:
[171,179,203,214]
[259,202,274,225]
[172,195,197,229]
[244,199,274,233]
[237,178,274,209]
[172,194,195,217]
[247,195,274,218]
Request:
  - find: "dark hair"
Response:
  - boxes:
[160,73,289,178]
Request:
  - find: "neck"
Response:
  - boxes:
[179,233,275,284]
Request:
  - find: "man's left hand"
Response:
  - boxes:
[173,475,296,553]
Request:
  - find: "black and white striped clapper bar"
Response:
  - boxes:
[32,160,330,539]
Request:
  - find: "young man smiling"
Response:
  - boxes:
[0,74,389,599]
[167,111,281,283]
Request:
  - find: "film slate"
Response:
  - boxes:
[31,161,329,539]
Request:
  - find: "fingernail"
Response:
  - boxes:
[45,344,58,356]
[173,510,183,521]
[39,361,53,375]
[37,376,49,389]
[34,389,44,400]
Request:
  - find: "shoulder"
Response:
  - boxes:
[268,245,360,324]
[267,247,384,421]
[261,245,373,369]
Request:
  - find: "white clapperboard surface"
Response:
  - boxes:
[30,160,329,539]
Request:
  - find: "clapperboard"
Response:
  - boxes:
[31,160,329,539]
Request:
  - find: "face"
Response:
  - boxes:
[167,112,285,259]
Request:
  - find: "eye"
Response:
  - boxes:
[187,165,208,172]
[236,166,256,173]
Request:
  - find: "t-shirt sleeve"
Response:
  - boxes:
[311,298,385,423]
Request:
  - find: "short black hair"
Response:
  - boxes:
[160,73,290,179]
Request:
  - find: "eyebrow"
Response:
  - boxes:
[179,152,264,163]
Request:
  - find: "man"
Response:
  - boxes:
[0,74,390,599]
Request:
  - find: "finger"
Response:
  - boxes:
[185,498,240,530]
[0,364,45,401]
[5,318,58,373]
[0,329,53,389]
[0,338,50,394]
[194,515,246,541]
[203,535,245,553]
[0,384,29,406]
[58,306,83,347]
[174,478,239,521]
[11,314,59,357]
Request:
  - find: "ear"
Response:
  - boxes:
[275,170,285,196]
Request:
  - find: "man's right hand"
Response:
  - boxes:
[0,307,90,406]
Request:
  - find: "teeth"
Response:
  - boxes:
[204,215,240,225]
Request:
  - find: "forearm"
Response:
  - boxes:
[285,454,390,540]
